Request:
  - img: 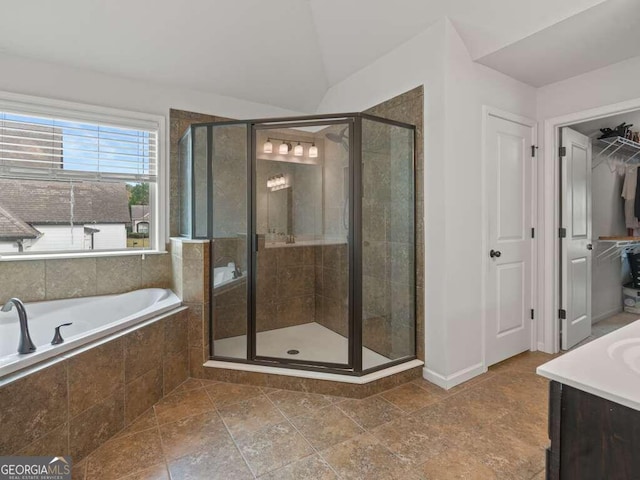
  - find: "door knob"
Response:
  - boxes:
[586,243,593,251]
[490,249,502,258]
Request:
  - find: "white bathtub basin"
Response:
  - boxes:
[0,288,181,379]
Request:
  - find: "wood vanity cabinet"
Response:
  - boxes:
[546,380,640,480]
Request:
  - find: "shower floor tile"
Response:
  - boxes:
[213,322,390,369]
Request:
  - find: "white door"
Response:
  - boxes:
[485,113,534,366]
[561,127,592,350]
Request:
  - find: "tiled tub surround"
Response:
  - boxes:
[170,239,211,378]
[0,307,189,461]
[0,253,173,306]
[0,288,180,378]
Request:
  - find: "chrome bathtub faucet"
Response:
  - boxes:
[1,298,37,354]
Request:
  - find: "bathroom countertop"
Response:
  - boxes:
[537,319,640,412]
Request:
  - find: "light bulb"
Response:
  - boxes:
[309,143,318,158]
[279,142,289,155]
[263,139,273,154]
[294,143,303,156]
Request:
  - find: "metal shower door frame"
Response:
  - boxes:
[249,116,359,371]
[195,113,417,376]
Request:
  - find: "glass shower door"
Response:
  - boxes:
[208,123,249,360]
[361,117,416,369]
[252,122,352,367]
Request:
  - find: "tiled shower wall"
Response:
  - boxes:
[212,241,317,341]
[315,243,349,338]
[364,86,424,361]
[255,244,316,333]
[171,86,425,371]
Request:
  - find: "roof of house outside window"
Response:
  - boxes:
[130,204,150,222]
[0,178,131,227]
[0,203,40,240]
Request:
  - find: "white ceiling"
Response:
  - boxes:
[0,0,609,112]
[477,0,640,87]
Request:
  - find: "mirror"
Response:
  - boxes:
[257,159,323,244]
[267,186,292,235]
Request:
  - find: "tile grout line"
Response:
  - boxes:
[204,386,259,479]
[154,404,177,480]
[261,392,344,479]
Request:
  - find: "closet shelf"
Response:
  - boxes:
[597,236,640,260]
[593,136,640,169]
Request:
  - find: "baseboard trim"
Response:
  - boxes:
[422,362,486,390]
[592,307,623,324]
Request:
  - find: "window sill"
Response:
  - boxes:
[0,250,168,262]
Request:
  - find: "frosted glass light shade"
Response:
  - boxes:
[279,142,289,154]
[263,140,273,153]
[294,143,304,156]
[309,144,318,158]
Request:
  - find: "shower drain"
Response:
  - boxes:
[287,349,300,355]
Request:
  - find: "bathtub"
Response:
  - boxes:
[214,262,246,291]
[0,288,182,379]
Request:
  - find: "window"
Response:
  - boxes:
[0,93,165,257]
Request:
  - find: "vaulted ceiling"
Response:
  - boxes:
[0,0,616,112]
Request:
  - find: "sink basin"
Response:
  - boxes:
[607,338,640,375]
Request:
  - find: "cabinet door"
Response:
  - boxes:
[550,383,640,479]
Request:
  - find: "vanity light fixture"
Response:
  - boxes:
[309,142,318,158]
[268,174,288,191]
[279,141,290,155]
[264,137,316,157]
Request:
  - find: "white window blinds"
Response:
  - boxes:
[0,112,157,182]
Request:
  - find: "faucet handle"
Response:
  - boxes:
[51,323,73,345]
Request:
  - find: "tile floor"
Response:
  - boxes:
[572,311,638,349]
[73,350,559,480]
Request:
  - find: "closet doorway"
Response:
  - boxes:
[558,112,640,350]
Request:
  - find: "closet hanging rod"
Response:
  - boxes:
[596,237,640,260]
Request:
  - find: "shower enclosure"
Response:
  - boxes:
[179,113,416,375]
